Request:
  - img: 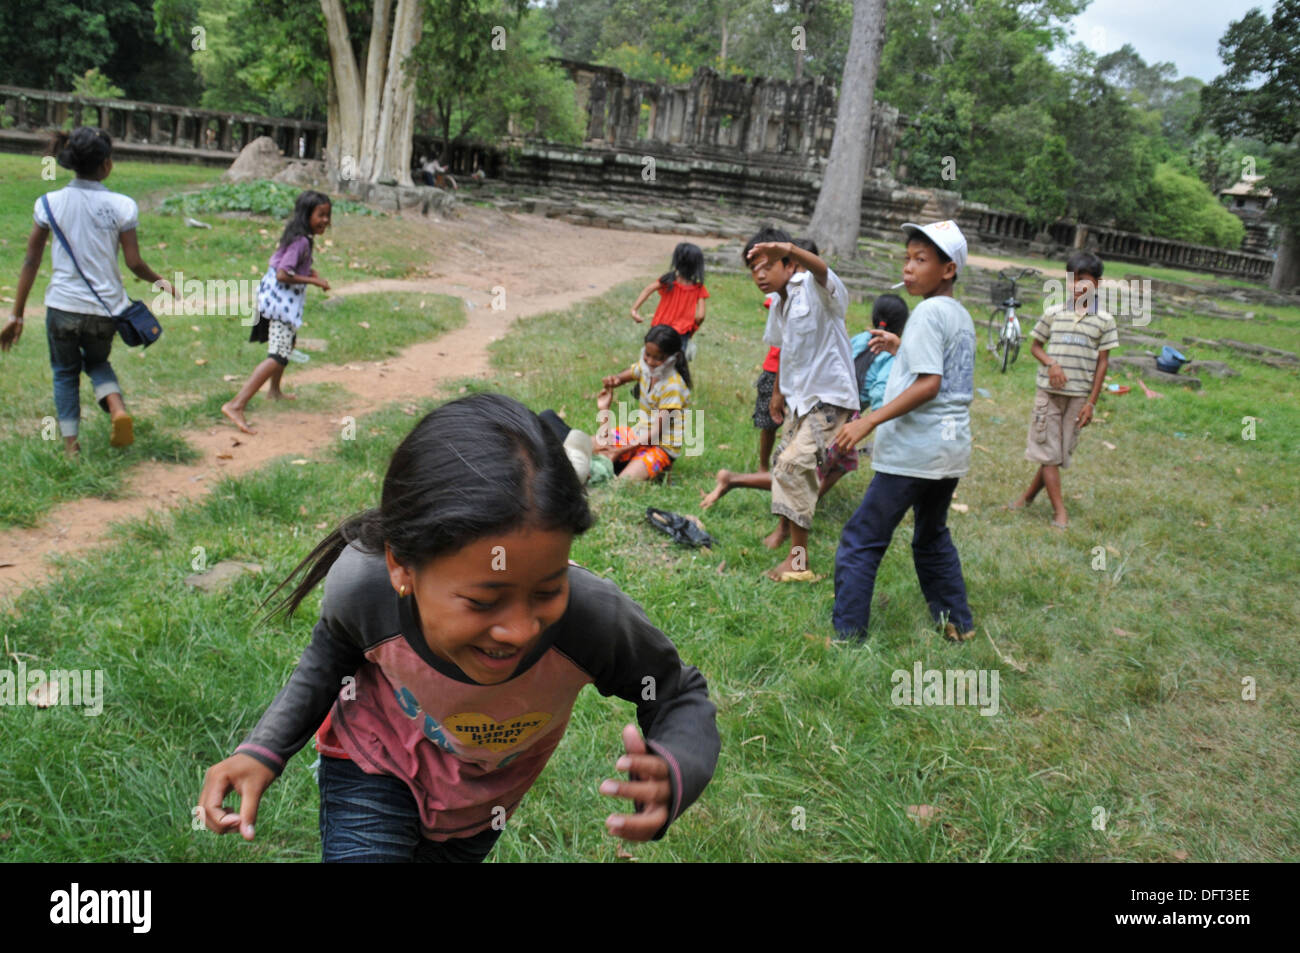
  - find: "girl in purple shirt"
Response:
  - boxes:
[222,190,331,435]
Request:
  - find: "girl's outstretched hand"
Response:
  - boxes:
[629,307,644,323]
[600,723,671,842]
[198,753,277,841]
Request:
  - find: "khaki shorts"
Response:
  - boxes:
[1025,390,1089,468]
[771,403,855,529]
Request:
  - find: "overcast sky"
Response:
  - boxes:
[1059,0,1271,81]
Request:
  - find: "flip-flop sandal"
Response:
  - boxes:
[645,508,716,548]
[110,413,134,448]
[1050,521,1068,531]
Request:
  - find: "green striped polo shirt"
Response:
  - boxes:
[1030,305,1119,396]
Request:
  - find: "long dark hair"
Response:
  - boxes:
[49,127,112,177]
[278,190,331,251]
[643,324,691,390]
[266,393,595,618]
[659,242,705,290]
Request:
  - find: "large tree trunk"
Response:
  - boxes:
[321,0,363,183]
[1270,225,1300,292]
[370,0,423,185]
[357,0,394,183]
[806,0,888,259]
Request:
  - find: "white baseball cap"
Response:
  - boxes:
[901,220,968,275]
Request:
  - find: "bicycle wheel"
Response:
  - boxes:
[1002,333,1019,372]
[987,308,1003,352]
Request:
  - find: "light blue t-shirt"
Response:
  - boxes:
[850,331,896,411]
[871,296,975,479]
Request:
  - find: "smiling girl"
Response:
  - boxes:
[198,393,719,861]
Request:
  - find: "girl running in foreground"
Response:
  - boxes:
[199,393,719,861]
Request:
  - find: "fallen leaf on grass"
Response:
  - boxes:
[195,358,207,366]
[803,632,831,648]
[1113,627,1133,637]
[1172,849,1189,861]
[190,325,201,332]
[223,374,239,382]
[216,453,233,460]
[315,521,329,529]
[715,560,726,574]
[950,502,969,513]
[299,505,309,516]
[974,444,992,454]
[358,321,370,329]
[716,443,731,450]
[906,804,939,826]
[1102,441,1117,450]
[290,459,309,465]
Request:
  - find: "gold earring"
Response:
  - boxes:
[399,585,407,597]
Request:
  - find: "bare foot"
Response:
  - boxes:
[699,469,733,510]
[1051,512,1069,530]
[221,402,257,435]
[764,554,798,581]
[268,389,296,401]
[1003,498,1028,511]
[762,522,789,549]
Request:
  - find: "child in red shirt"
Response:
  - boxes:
[630,243,709,352]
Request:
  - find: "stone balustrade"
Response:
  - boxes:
[0,84,325,165]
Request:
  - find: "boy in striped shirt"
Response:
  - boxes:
[1009,251,1118,529]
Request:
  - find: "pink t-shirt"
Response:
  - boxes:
[316,635,592,841]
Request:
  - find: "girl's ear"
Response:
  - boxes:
[384,542,414,595]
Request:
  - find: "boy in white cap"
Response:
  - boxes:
[829,221,977,643]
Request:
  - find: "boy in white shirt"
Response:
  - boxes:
[745,227,860,582]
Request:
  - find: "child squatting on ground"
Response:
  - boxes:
[222,190,333,435]
[831,221,977,643]
[595,324,692,482]
[1007,250,1118,529]
[743,228,861,582]
[198,394,719,861]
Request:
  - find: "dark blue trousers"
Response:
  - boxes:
[833,471,973,640]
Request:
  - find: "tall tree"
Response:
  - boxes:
[806,0,888,258]
[320,0,424,187]
[1200,0,1300,290]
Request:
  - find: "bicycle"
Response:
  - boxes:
[986,267,1040,372]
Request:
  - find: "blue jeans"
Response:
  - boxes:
[833,472,973,640]
[46,307,122,438]
[317,755,501,862]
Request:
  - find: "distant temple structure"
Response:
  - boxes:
[1219,174,1276,255]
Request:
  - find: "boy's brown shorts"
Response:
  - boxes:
[1025,390,1089,468]
[771,403,855,529]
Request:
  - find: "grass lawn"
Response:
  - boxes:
[0,154,464,527]
[2,210,1297,864]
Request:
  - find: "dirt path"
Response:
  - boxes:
[0,207,723,603]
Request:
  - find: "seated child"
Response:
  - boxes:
[1008,250,1117,529]
[596,325,692,482]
